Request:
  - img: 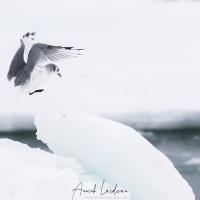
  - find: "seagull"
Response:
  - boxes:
[7,32,83,96]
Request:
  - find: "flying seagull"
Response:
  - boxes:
[7,32,83,95]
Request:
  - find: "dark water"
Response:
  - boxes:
[0,131,51,152]
[0,129,199,199]
[139,129,200,200]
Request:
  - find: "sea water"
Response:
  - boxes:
[140,129,200,200]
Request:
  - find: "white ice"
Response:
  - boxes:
[0,139,130,200]
[0,0,200,117]
[184,157,200,167]
[35,110,195,200]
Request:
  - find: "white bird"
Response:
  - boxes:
[7,32,83,96]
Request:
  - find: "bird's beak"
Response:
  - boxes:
[57,73,62,78]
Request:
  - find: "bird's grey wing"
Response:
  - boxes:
[7,43,26,81]
[33,43,83,64]
[14,44,41,86]
[14,66,30,86]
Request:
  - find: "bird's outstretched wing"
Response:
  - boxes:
[14,67,30,87]
[7,32,35,81]
[26,43,83,73]
[33,43,82,62]
[14,43,83,86]
[7,43,26,81]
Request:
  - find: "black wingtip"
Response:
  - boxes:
[63,47,84,51]
[23,32,36,38]
[63,47,73,50]
[23,32,29,38]
[25,32,30,37]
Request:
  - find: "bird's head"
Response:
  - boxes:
[46,64,62,78]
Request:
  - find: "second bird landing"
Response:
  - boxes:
[7,32,83,96]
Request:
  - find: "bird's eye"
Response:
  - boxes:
[57,68,59,72]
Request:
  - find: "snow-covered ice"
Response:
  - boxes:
[0,0,200,117]
[0,139,84,200]
[35,110,195,200]
[0,139,131,200]
[0,113,34,132]
[0,0,200,131]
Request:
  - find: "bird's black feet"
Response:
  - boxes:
[29,89,44,95]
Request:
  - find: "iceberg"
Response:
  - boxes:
[35,110,195,200]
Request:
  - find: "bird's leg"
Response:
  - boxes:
[29,89,44,95]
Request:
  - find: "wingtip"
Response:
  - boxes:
[63,47,84,51]
[22,32,36,38]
